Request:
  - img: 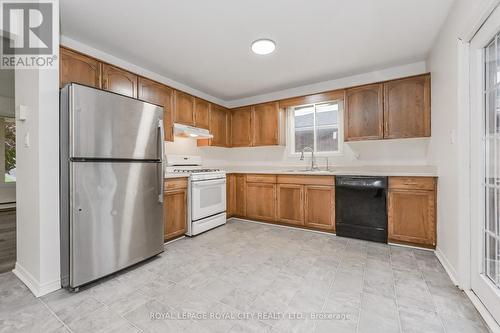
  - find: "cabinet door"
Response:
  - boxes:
[164,189,187,240]
[226,174,235,218]
[234,174,246,217]
[304,185,335,231]
[388,189,436,247]
[345,83,383,141]
[277,184,304,225]
[231,107,253,147]
[210,105,229,147]
[60,47,101,88]
[137,77,174,141]
[252,102,279,146]
[194,98,210,129]
[102,64,137,98]
[174,91,195,125]
[246,182,276,222]
[384,74,431,139]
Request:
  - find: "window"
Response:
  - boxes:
[0,117,15,183]
[288,100,343,155]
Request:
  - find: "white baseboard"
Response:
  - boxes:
[464,289,500,333]
[13,262,61,297]
[435,246,460,287]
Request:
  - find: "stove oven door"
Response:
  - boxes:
[191,178,226,221]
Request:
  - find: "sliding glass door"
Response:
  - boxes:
[470,5,500,324]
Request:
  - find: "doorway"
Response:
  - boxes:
[0,37,16,273]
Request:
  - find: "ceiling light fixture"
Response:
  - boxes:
[251,39,276,55]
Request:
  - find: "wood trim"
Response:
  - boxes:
[389,176,436,191]
[165,178,188,191]
[246,174,277,183]
[279,90,345,108]
[277,175,334,186]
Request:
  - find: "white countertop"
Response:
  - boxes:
[165,165,437,178]
[221,165,437,177]
[165,173,189,179]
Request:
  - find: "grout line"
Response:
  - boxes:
[389,246,405,333]
[314,237,349,333]
[355,239,367,333]
[38,298,74,333]
[417,251,449,333]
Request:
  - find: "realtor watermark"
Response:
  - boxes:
[0,0,56,69]
[150,311,354,321]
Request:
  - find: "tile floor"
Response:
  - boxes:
[0,219,490,333]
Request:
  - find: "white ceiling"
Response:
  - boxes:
[60,0,453,102]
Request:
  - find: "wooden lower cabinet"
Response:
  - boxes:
[164,178,188,241]
[277,184,304,225]
[387,177,437,248]
[226,174,235,218]
[388,189,436,247]
[246,182,276,222]
[304,185,335,231]
[234,174,246,217]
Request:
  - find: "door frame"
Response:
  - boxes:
[457,0,500,330]
[469,2,500,326]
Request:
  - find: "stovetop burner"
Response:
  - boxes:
[172,168,222,173]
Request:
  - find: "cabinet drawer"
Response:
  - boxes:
[389,177,436,190]
[165,178,188,191]
[277,175,334,186]
[246,174,277,183]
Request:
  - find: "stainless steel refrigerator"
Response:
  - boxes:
[60,83,165,290]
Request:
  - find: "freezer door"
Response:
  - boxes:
[68,84,163,160]
[69,161,164,287]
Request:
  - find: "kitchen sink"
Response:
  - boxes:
[282,168,332,173]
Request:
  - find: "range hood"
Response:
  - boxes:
[173,123,213,139]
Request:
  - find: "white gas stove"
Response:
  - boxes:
[166,155,226,236]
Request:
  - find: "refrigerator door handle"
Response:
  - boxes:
[158,119,164,203]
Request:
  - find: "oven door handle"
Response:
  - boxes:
[192,179,226,187]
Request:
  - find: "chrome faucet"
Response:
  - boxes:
[300,147,319,170]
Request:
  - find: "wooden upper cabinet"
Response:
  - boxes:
[194,98,210,129]
[174,91,195,126]
[252,102,280,146]
[210,104,229,147]
[102,64,137,98]
[384,74,431,139]
[344,83,383,141]
[231,106,253,147]
[304,185,335,231]
[60,47,101,88]
[137,77,174,141]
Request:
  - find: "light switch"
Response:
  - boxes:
[24,132,30,147]
[17,105,28,121]
[449,129,456,144]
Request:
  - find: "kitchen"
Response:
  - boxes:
[1,0,500,332]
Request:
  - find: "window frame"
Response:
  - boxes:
[287,99,344,158]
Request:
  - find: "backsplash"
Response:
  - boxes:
[165,137,430,167]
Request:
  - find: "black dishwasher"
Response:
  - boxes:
[335,176,388,243]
